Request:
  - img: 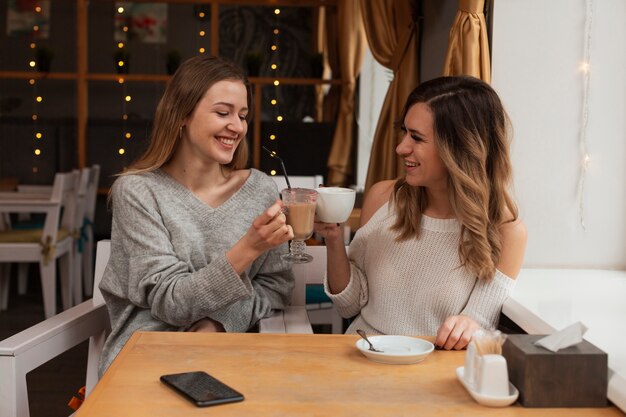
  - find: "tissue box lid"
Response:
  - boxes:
[503,334,608,407]
[505,334,606,356]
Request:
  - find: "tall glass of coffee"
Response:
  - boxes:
[281,188,318,264]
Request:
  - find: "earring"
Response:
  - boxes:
[179,125,183,139]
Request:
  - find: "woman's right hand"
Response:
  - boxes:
[246,199,294,252]
[226,200,293,274]
[314,221,343,246]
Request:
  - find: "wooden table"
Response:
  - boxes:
[77,332,622,416]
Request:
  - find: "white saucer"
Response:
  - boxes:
[456,366,519,407]
[355,335,434,365]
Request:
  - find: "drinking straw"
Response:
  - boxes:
[262,146,292,189]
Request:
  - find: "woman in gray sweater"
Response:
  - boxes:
[99,56,294,375]
[316,76,527,350]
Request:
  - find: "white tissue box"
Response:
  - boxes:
[502,335,607,407]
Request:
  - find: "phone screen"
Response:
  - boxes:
[160,371,244,407]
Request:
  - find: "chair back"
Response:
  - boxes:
[81,165,100,296]
[271,175,324,192]
[40,171,77,244]
[0,239,111,417]
[85,239,110,395]
[84,165,100,223]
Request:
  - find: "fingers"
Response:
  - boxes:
[251,200,293,247]
[435,316,478,350]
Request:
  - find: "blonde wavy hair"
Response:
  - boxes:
[121,55,252,176]
[390,76,518,281]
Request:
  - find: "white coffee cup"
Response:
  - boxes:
[314,187,356,223]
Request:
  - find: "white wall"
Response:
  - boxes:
[492,0,626,268]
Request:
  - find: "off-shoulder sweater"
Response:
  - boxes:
[325,202,515,336]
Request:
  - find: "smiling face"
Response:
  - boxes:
[396,102,449,190]
[180,79,248,166]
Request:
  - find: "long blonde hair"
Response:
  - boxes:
[121,55,252,176]
[391,76,517,280]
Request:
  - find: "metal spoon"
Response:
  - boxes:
[356,329,383,353]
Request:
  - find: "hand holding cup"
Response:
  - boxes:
[314,187,356,224]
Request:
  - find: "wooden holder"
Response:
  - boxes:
[502,334,607,407]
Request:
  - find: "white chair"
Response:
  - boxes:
[0,239,110,417]
[0,239,312,417]
[0,171,79,318]
[7,166,99,304]
[81,165,100,297]
[258,245,347,334]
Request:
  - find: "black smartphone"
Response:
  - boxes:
[160,371,244,407]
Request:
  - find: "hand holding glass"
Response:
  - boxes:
[281,188,317,264]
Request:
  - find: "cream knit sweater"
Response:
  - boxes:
[324,202,515,336]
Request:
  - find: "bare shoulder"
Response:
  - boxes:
[497,217,528,279]
[360,180,395,227]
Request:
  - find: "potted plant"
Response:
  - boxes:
[309,52,324,78]
[245,51,263,77]
[113,49,130,74]
[166,50,182,75]
[35,46,54,72]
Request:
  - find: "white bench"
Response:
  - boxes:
[502,268,626,413]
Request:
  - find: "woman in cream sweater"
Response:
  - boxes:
[316,76,527,350]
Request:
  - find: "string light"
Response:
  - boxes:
[116,5,129,159]
[577,0,594,230]
[30,3,43,173]
[270,170,277,176]
[196,8,208,56]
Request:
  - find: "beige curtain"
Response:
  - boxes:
[361,0,419,191]
[326,0,366,186]
[442,0,491,83]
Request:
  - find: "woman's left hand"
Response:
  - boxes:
[435,315,481,350]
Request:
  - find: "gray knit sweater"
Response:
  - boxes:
[99,169,294,375]
[325,202,515,336]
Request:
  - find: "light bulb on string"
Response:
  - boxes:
[579,61,590,73]
[576,0,594,230]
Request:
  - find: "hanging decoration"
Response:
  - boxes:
[114,2,167,44]
[577,0,594,230]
